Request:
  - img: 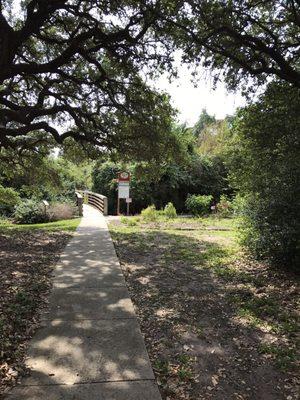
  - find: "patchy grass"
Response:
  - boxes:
[118,214,238,231]
[258,344,298,372]
[109,215,299,400]
[0,217,81,232]
[0,217,80,395]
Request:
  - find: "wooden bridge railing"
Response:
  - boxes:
[75,190,108,216]
[75,191,83,216]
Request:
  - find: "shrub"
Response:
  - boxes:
[0,185,21,215]
[216,195,233,217]
[48,203,77,221]
[164,202,177,219]
[120,216,139,226]
[14,200,48,224]
[185,194,213,216]
[141,205,158,222]
[231,194,247,216]
[239,194,300,269]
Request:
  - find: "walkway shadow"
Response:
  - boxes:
[5,209,161,399]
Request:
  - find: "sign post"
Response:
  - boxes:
[117,172,131,215]
[126,197,132,216]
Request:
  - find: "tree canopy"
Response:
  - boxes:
[0,0,176,156]
[166,0,300,91]
[0,0,299,154]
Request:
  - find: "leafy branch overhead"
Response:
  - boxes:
[165,0,300,91]
[0,0,175,154]
[0,0,299,152]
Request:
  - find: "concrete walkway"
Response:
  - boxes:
[9,205,161,400]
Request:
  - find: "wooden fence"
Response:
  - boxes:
[75,190,108,216]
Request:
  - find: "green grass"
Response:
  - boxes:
[118,213,239,231]
[154,359,170,375]
[233,293,299,335]
[109,217,239,272]
[153,354,194,382]
[199,215,240,229]
[120,216,140,226]
[258,343,297,371]
[0,217,81,232]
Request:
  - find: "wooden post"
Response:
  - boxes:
[117,196,120,215]
[78,196,83,216]
[75,192,83,216]
[103,196,108,216]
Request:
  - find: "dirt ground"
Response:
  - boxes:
[109,218,299,400]
[0,230,71,397]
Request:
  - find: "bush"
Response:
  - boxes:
[231,194,246,216]
[141,205,158,222]
[48,203,77,221]
[164,202,177,219]
[216,195,233,217]
[185,194,213,216]
[120,216,139,226]
[240,194,300,269]
[14,200,48,224]
[0,185,20,215]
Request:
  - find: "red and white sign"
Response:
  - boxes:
[117,172,131,214]
[118,171,130,182]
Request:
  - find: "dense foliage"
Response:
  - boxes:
[0,185,20,215]
[141,205,159,222]
[193,109,216,138]
[216,195,234,218]
[0,150,92,201]
[227,83,300,269]
[0,149,92,223]
[91,116,232,215]
[92,153,229,215]
[14,200,49,224]
[185,194,213,216]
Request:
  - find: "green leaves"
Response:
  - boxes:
[185,194,213,216]
[226,82,300,268]
[0,0,178,154]
[0,185,20,209]
[165,1,300,90]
